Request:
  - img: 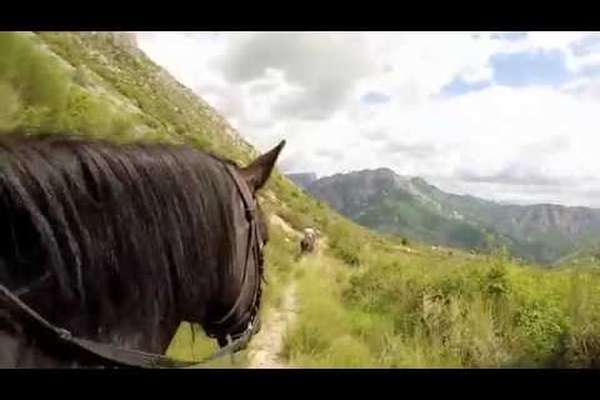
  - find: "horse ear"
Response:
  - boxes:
[240,140,286,193]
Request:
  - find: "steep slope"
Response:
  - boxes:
[296,168,600,264]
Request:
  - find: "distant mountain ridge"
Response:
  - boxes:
[286,172,318,190]
[288,168,600,265]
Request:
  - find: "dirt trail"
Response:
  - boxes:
[270,214,303,239]
[244,213,328,368]
[246,281,298,368]
[244,214,302,368]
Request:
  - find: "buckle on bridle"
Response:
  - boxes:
[245,206,256,222]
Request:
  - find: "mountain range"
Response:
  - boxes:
[287,168,600,265]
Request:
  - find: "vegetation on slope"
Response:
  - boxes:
[283,232,600,367]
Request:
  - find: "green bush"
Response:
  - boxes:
[0,81,21,132]
[513,299,567,364]
[0,33,72,111]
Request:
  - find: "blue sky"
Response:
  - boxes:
[361,91,391,105]
[441,43,593,96]
[440,77,491,97]
[490,49,572,87]
[137,32,600,207]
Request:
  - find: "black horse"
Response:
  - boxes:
[0,133,285,368]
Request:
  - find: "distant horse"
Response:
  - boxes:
[298,228,318,258]
[0,133,285,368]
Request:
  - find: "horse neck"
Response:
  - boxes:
[19,279,183,355]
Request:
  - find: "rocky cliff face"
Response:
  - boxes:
[75,32,139,52]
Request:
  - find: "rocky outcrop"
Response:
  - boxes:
[79,32,138,50]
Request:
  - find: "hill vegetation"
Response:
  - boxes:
[293,168,600,265]
[2,31,600,367]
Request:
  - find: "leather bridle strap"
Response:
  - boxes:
[204,164,262,337]
[0,280,259,368]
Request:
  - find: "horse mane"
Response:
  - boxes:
[0,132,242,329]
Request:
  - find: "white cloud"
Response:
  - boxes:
[136,32,600,208]
[215,32,376,121]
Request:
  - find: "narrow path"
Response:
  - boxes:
[244,213,326,368]
[270,214,303,239]
[246,281,298,368]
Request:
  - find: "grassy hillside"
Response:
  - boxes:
[355,193,490,251]
[2,31,600,367]
[283,244,600,367]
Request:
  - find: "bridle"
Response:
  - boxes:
[0,163,266,368]
[203,163,266,347]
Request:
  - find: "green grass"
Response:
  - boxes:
[282,239,600,367]
[281,255,378,367]
[0,32,150,141]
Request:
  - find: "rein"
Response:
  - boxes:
[0,163,264,368]
[0,281,258,368]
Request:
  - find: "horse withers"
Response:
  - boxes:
[0,133,285,368]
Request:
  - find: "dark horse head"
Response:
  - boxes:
[0,133,285,367]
